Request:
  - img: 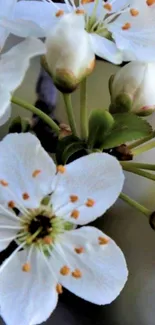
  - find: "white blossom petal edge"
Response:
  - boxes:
[0,133,127,325]
[0,38,46,126]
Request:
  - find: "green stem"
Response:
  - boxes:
[120,193,151,217]
[128,131,155,150]
[11,96,60,135]
[80,78,88,140]
[123,166,155,181]
[132,140,155,156]
[63,94,78,137]
[121,161,155,171]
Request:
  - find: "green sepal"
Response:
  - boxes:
[109,93,132,114]
[9,116,31,133]
[56,135,85,164]
[88,109,114,148]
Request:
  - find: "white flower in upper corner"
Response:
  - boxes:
[3,0,155,64]
[0,37,45,126]
[110,61,155,116]
[0,133,127,325]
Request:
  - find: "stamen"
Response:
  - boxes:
[0,180,8,186]
[40,246,58,282]
[0,202,19,221]
[72,268,82,278]
[146,0,155,6]
[103,3,112,11]
[130,8,139,16]
[43,236,53,245]
[74,247,84,254]
[57,165,66,173]
[32,170,41,178]
[122,23,131,30]
[81,0,94,3]
[60,265,70,275]
[70,195,78,202]
[85,198,95,207]
[56,283,63,294]
[55,10,64,17]
[98,236,109,245]
[75,9,85,14]
[22,193,30,200]
[71,209,80,219]
[8,201,15,209]
[22,262,31,272]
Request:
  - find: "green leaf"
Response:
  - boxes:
[102,113,153,149]
[88,109,114,148]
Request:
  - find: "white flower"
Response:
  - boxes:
[2,0,155,63]
[0,37,46,126]
[110,61,155,115]
[0,133,127,325]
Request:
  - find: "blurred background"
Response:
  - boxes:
[1,34,155,325]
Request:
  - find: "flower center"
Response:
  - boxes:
[28,214,52,238]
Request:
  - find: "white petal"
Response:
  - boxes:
[0,205,19,252]
[108,3,155,62]
[0,17,46,38]
[51,153,124,225]
[89,33,123,64]
[56,227,128,304]
[0,37,46,91]
[0,133,56,209]
[0,88,11,125]
[0,37,45,125]
[0,248,58,325]
[14,0,69,34]
[0,0,17,49]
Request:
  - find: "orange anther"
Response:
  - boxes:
[75,247,84,254]
[75,9,85,14]
[122,22,131,30]
[22,263,31,272]
[70,195,78,203]
[22,193,30,200]
[0,180,8,186]
[103,3,112,11]
[85,198,95,207]
[98,237,109,245]
[55,10,64,17]
[81,0,94,3]
[60,265,70,276]
[56,283,63,294]
[130,8,139,16]
[146,0,155,6]
[8,201,15,209]
[57,165,66,173]
[32,169,41,178]
[72,269,82,278]
[71,210,80,219]
[43,236,53,245]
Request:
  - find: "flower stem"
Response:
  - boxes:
[63,94,78,137]
[132,141,155,156]
[120,193,151,217]
[80,78,88,140]
[11,96,60,135]
[123,165,155,181]
[121,161,155,171]
[128,131,155,150]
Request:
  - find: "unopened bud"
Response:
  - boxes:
[109,62,155,116]
[45,13,95,93]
